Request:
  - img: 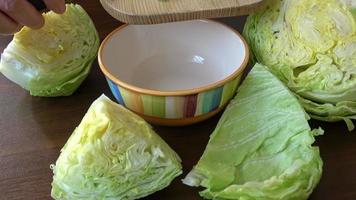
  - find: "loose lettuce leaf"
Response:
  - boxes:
[51,95,182,200]
[183,64,323,200]
[243,0,356,130]
[297,95,356,131]
[0,4,99,97]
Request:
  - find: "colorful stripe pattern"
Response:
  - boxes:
[106,76,241,119]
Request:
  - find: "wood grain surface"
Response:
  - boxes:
[99,0,267,24]
[0,1,355,200]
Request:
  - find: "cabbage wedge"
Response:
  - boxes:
[243,0,356,130]
[0,4,99,97]
[51,95,182,200]
[183,64,323,200]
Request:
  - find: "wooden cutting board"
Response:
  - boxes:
[99,0,267,24]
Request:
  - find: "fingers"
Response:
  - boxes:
[43,0,66,14]
[0,0,66,34]
[0,0,44,29]
[0,11,22,35]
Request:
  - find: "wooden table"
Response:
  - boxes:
[0,1,355,199]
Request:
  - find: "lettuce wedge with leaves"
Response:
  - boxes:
[51,95,182,200]
[0,4,99,97]
[183,64,323,200]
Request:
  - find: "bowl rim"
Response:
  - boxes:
[98,19,249,97]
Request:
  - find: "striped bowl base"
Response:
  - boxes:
[106,76,241,126]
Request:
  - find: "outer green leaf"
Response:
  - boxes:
[0,4,99,97]
[183,64,323,200]
[51,95,182,200]
[296,95,356,131]
[243,0,356,130]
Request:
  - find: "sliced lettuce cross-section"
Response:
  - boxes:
[51,95,182,200]
[243,0,356,130]
[183,64,323,200]
[0,4,99,97]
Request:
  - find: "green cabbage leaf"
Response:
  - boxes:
[183,64,323,200]
[51,95,182,200]
[243,0,356,130]
[0,4,99,97]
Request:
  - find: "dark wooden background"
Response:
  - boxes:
[0,1,355,199]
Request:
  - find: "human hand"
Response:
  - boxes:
[0,0,65,35]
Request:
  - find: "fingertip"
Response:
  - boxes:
[3,0,46,30]
[14,24,23,33]
[30,16,45,29]
[57,3,66,14]
[51,6,65,14]
[43,0,66,14]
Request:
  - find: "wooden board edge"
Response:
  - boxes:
[100,0,268,24]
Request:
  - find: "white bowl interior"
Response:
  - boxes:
[101,20,246,91]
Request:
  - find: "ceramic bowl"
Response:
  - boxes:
[98,19,249,126]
